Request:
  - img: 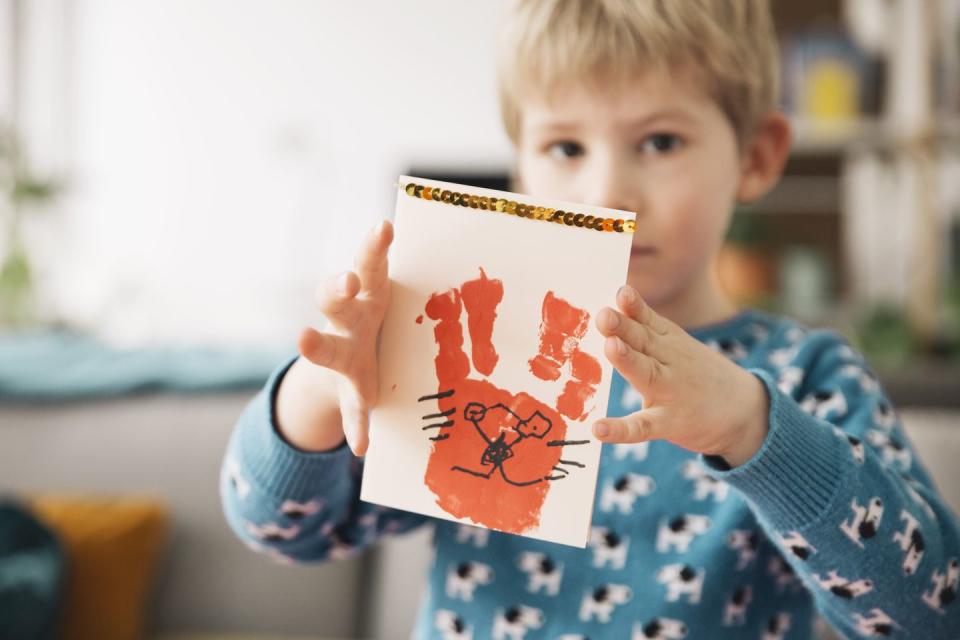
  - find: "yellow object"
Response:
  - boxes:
[804,60,859,122]
[27,494,170,640]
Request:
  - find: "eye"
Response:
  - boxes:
[638,133,683,155]
[546,140,584,160]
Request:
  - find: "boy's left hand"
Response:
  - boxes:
[592,284,770,467]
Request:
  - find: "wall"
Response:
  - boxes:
[13,0,513,349]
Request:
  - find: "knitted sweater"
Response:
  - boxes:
[220,308,960,639]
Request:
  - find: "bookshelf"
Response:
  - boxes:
[740,0,960,363]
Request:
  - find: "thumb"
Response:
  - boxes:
[339,385,371,456]
[592,407,666,444]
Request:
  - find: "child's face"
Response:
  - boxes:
[515,66,745,317]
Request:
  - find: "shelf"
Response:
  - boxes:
[790,117,960,155]
[755,175,839,214]
[790,118,887,154]
[878,361,960,408]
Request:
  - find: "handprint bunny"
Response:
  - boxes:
[418,267,601,534]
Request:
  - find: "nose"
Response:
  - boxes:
[583,150,641,216]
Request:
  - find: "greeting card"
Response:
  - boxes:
[360,176,635,547]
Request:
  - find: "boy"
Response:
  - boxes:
[221,1,960,637]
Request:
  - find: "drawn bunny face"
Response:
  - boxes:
[419,268,597,534]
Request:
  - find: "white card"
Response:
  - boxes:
[360,176,634,547]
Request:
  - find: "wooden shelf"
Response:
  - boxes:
[879,361,960,408]
[755,175,840,214]
[790,117,960,155]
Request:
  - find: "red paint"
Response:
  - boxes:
[415,314,424,324]
[424,289,471,386]
[571,348,602,384]
[424,379,563,533]
[528,292,590,380]
[423,270,603,534]
[557,379,595,421]
[528,292,600,419]
[528,355,560,381]
[460,267,503,376]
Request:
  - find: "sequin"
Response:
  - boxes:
[400,182,634,232]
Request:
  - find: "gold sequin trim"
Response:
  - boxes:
[400,181,636,233]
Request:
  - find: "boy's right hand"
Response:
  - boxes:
[280,219,394,457]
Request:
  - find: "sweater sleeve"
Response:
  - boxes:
[219,354,430,564]
[699,328,960,639]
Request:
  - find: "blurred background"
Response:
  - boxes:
[1,1,958,639]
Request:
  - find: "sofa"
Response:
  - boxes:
[2,389,958,639]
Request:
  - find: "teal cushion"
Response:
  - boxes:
[0,498,65,640]
[0,328,291,401]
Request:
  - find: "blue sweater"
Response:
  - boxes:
[220,308,960,639]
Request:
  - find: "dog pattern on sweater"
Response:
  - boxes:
[221,311,960,638]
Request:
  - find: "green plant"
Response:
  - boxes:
[853,302,916,369]
[725,205,771,249]
[0,124,61,328]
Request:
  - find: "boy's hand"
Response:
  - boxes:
[592,285,769,467]
[296,220,394,456]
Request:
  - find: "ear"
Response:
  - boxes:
[736,112,792,204]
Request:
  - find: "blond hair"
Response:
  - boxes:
[496,0,779,147]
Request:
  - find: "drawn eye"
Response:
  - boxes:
[517,412,552,438]
[464,402,486,421]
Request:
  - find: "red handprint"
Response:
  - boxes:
[417,267,601,534]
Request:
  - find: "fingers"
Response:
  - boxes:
[299,326,377,456]
[616,285,670,335]
[592,407,665,443]
[315,220,393,327]
[354,219,394,295]
[302,219,392,459]
[315,271,362,329]
[298,326,354,374]
[597,306,669,364]
[339,385,371,457]
[604,335,663,391]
